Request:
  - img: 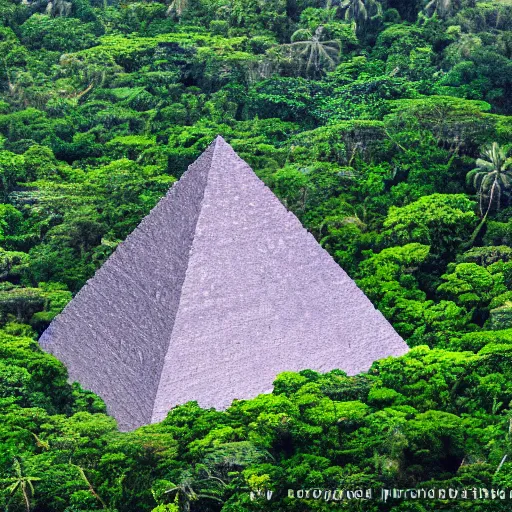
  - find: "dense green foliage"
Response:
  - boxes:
[0,0,512,509]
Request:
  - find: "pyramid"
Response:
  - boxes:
[39,136,408,431]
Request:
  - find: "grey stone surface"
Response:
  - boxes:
[40,136,409,431]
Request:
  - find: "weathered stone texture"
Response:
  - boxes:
[40,136,408,431]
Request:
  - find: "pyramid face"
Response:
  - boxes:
[39,136,408,431]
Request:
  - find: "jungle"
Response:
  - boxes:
[0,0,512,509]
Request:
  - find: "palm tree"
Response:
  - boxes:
[166,0,187,18]
[468,143,512,218]
[339,0,382,32]
[45,0,72,16]
[0,458,41,512]
[286,26,340,77]
[164,470,225,512]
[466,143,512,245]
[424,0,460,18]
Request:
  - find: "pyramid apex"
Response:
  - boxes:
[213,134,227,145]
[208,135,239,164]
[211,135,234,153]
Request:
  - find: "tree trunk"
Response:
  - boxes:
[467,177,498,248]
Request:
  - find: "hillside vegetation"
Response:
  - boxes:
[0,0,512,509]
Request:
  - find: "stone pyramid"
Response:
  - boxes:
[39,136,408,431]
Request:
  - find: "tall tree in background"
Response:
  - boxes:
[339,0,382,33]
[467,143,512,244]
[45,0,72,16]
[0,458,41,512]
[468,143,512,218]
[166,0,188,19]
[287,26,340,77]
[424,0,460,19]
[164,471,225,512]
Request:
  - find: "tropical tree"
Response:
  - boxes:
[466,143,512,245]
[166,0,187,18]
[164,470,225,512]
[45,0,72,16]
[286,26,340,77]
[424,0,460,19]
[339,0,382,32]
[467,143,512,219]
[0,458,41,512]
